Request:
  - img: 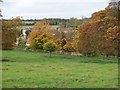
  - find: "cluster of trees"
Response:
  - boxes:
[77,10,118,56]
[29,19,58,54]
[2,17,24,50]
[22,18,83,30]
[72,1,119,56]
[2,1,119,57]
[28,18,81,54]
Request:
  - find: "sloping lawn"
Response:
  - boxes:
[2,50,118,88]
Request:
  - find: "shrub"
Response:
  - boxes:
[43,40,58,56]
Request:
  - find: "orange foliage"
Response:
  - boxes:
[29,20,56,50]
[2,17,23,50]
[76,7,118,56]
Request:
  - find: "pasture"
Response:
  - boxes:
[2,50,118,88]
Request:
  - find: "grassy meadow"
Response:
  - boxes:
[2,50,118,88]
[21,25,60,30]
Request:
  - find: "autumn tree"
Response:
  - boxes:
[33,18,51,33]
[2,17,24,50]
[43,40,58,56]
[105,26,119,56]
[63,42,75,53]
[29,19,57,50]
[77,2,118,56]
[29,30,55,50]
[72,30,81,52]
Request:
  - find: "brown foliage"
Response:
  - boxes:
[76,7,118,56]
[2,17,23,50]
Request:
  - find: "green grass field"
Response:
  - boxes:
[51,25,60,30]
[24,21,35,24]
[21,26,33,29]
[2,50,118,88]
[21,25,60,30]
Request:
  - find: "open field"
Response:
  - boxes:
[2,50,118,88]
[21,26,33,29]
[21,25,60,30]
[24,21,35,24]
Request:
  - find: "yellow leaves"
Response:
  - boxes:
[105,26,118,41]
[11,17,25,27]
[38,42,42,45]
[43,40,58,52]
[107,26,118,34]
[92,10,106,20]
[41,37,48,42]
[63,42,76,52]
[33,19,51,33]
[29,27,56,50]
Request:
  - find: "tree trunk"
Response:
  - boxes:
[50,51,51,57]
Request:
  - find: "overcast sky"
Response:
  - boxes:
[1,0,109,19]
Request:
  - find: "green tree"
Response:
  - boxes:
[25,30,31,38]
[66,17,81,29]
[43,40,58,56]
[18,37,25,49]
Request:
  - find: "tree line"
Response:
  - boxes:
[2,1,120,57]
